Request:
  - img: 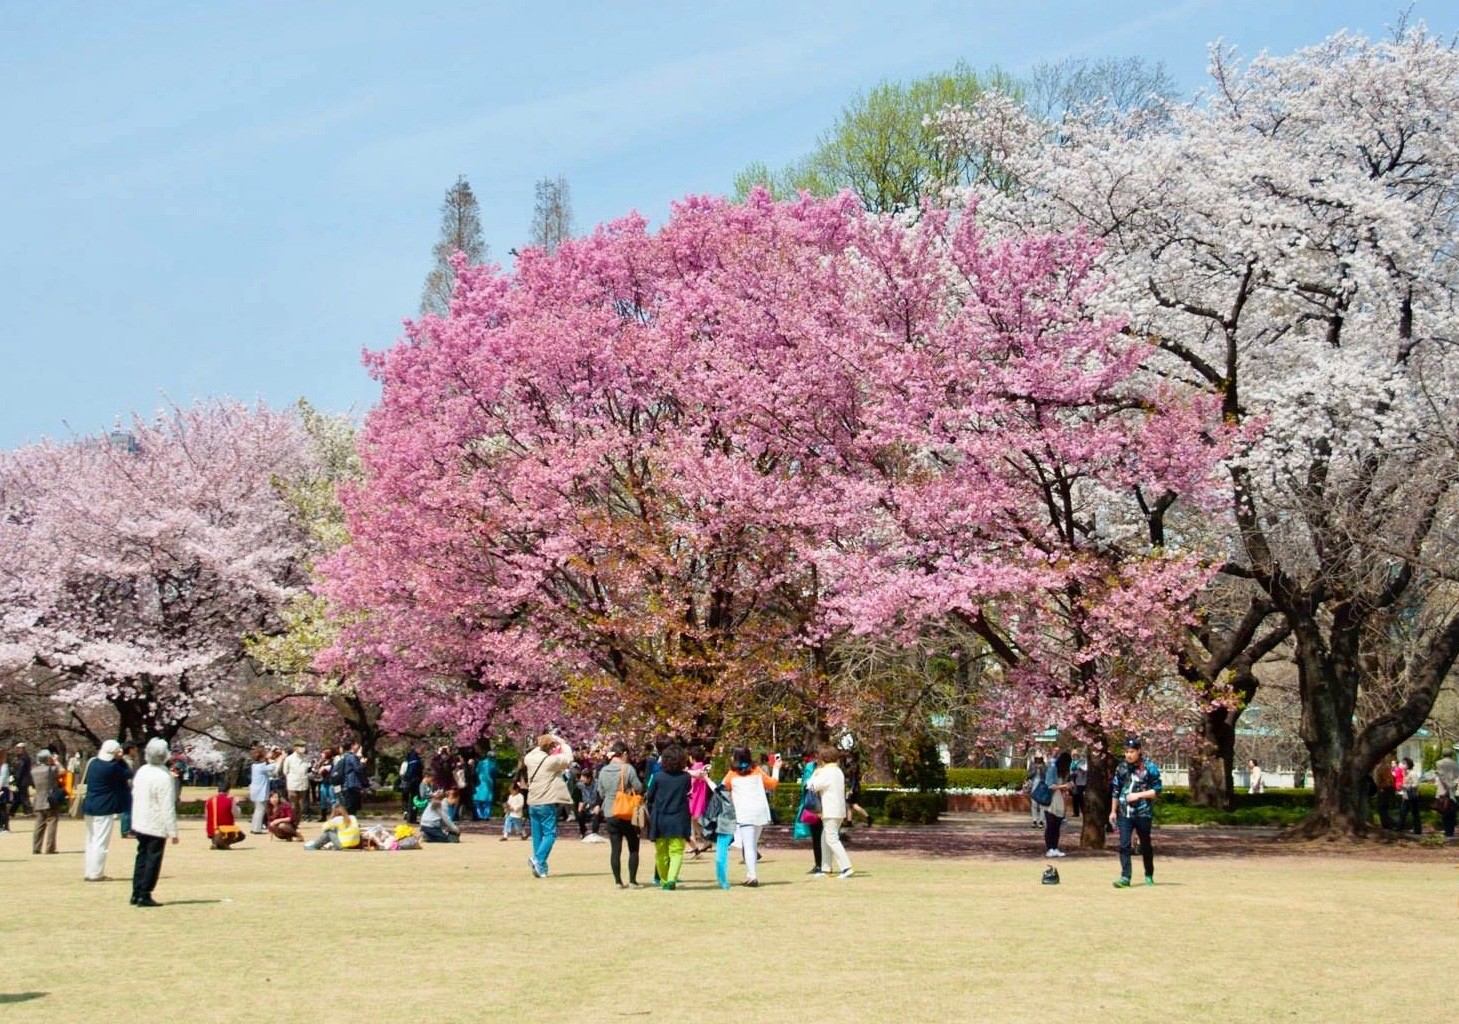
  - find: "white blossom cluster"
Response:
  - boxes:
[938,26,1459,593]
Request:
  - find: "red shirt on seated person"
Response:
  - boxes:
[205,784,246,849]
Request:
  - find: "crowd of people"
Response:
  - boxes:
[5,731,1457,904]
[0,731,874,899]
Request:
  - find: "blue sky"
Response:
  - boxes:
[0,0,1446,446]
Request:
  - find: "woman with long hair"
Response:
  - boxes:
[1043,750,1074,858]
[315,747,337,822]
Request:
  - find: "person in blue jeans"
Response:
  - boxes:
[521,733,573,877]
[1109,737,1162,888]
[709,780,738,890]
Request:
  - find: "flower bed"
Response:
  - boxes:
[945,790,1030,813]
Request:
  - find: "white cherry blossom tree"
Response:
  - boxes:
[940,24,1459,832]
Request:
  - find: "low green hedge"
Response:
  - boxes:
[883,792,945,824]
[770,784,803,823]
[768,784,940,824]
[1159,786,1317,810]
[1154,802,1310,827]
[945,768,1027,790]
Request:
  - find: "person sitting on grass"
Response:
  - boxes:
[304,803,360,851]
[204,782,246,850]
[420,791,462,843]
[266,791,300,841]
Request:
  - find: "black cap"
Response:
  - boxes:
[1124,737,1142,750]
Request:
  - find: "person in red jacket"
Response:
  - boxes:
[204,782,245,850]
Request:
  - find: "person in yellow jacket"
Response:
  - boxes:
[304,803,360,850]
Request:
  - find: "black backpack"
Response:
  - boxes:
[1041,866,1060,885]
[329,758,346,787]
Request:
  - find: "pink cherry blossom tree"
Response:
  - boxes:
[319,194,877,745]
[0,402,314,748]
[816,207,1230,844]
[321,188,1227,820]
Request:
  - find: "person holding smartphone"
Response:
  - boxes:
[521,733,573,878]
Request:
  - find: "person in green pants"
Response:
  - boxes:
[646,745,692,890]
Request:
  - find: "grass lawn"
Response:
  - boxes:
[1,817,1455,1023]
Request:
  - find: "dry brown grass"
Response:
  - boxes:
[0,816,1455,1023]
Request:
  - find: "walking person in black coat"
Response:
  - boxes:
[82,740,133,881]
[646,745,693,890]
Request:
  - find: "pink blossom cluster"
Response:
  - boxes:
[319,190,1227,744]
[0,402,313,741]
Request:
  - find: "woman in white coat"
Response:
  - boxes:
[807,746,854,879]
[130,739,179,907]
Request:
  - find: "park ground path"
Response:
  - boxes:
[441,810,1458,862]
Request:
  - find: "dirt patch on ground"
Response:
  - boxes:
[750,814,1455,861]
[455,811,1457,861]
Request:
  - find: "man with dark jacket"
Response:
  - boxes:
[1110,737,1163,889]
[12,743,32,815]
[400,748,424,824]
[82,740,133,881]
[339,743,368,815]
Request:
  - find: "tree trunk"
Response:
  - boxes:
[1187,704,1239,810]
[1294,746,1371,837]
[1287,609,1368,837]
[1283,605,1459,838]
[331,693,381,766]
[1079,747,1113,849]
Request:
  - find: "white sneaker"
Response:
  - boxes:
[836,868,854,879]
[1045,849,1056,858]
[1051,849,1066,858]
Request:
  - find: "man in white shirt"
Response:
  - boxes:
[281,742,311,824]
[130,738,179,907]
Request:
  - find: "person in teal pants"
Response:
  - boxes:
[710,781,738,889]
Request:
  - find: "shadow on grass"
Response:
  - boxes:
[150,899,225,907]
[0,852,82,861]
[0,993,46,1004]
[821,824,1297,860]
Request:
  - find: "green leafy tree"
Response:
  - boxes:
[732,61,1017,212]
